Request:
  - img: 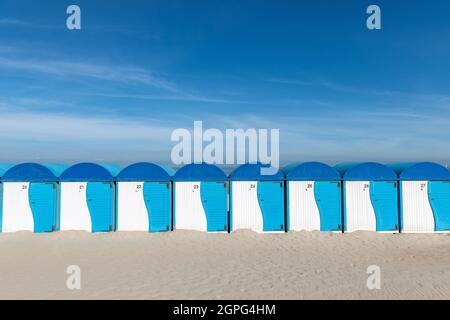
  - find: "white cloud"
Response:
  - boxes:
[1,106,450,164]
[0,57,179,93]
[80,92,237,104]
[0,18,51,28]
[0,110,175,142]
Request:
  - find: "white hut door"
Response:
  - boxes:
[401,181,435,232]
[117,182,148,231]
[289,181,320,231]
[60,182,92,231]
[175,182,207,231]
[2,182,34,232]
[232,181,263,232]
[345,181,376,232]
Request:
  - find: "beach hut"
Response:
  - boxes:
[173,163,228,232]
[335,162,399,232]
[59,163,121,232]
[0,163,65,233]
[389,162,450,233]
[230,163,285,233]
[0,165,11,229]
[116,163,174,232]
[284,162,342,232]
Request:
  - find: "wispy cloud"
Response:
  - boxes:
[0,111,177,163]
[0,18,53,29]
[1,101,450,163]
[267,77,450,104]
[0,97,75,109]
[0,111,173,142]
[81,92,239,104]
[195,107,450,163]
[0,55,238,103]
[0,57,179,92]
[267,78,355,92]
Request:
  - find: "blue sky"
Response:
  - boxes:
[0,0,449,165]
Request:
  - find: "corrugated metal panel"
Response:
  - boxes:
[60,182,92,231]
[174,182,207,231]
[288,181,321,231]
[2,182,34,232]
[231,181,263,232]
[117,182,148,231]
[401,181,435,232]
[345,181,376,232]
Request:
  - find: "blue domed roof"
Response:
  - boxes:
[230,163,284,181]
[173,163,227,181]
[389,162,450,181]
[2,163,62,182]
[60,163,121,181]
[335,162,397,181]
[117,162,174,181]
[283,162,341,181]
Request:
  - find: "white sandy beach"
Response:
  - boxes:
[0,230,449,300]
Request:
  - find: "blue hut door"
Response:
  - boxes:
[0,182,3,232]
[370,181,399,231]
[143,181,171,232]
[29,182,57,232]
[86,182,114,232]
[257,181,285,232]
[200,182,228,232]
[428,181,450,231]
[314,181,342,231]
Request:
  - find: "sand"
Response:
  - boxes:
[0,230,449,300]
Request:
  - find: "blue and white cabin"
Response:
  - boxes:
[59,163,121,232]
[335,162,399,232]
[389,162,450,233]
[116,163,174,232]
[230,163,285,233]
[284,162,342,232]
[173,163,228,232]
[0,163,65,233]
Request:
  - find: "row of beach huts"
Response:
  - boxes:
[0,161,449,234]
